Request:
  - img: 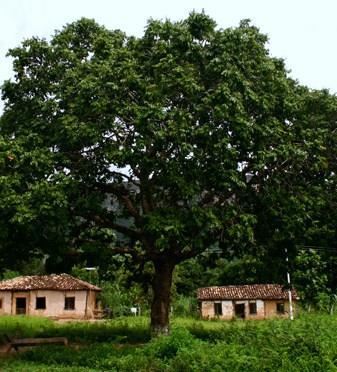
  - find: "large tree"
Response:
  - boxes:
[0,13,327,334]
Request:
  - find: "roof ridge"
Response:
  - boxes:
[198,283,284,288]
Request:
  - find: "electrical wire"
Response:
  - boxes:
[295,245,337,253]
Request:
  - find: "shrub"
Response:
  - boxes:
[144,328,202,360]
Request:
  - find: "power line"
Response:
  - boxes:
[296,245,337,252]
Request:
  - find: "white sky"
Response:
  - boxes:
[1,0,337,112]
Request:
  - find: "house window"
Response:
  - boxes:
[214,302,222,316]
[36,297,46,310]
[249,302,257,315]
[277,302,285,314]
[64,297,75,310]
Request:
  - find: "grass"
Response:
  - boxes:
[0,315,150,344]
[1,314,337,371]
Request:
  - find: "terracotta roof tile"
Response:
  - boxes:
[0,274,101,292]
[197,284,299,301]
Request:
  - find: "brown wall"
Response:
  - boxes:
[264,300,293,318]
[201,300,234,320]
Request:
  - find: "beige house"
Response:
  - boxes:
[197,284,299,320]
[0,274,101,319]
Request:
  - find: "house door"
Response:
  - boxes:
[235,303,245,319]
[16,297,27,315]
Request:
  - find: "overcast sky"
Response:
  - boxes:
[1,0,337,112]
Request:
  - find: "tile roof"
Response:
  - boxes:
[197,284,299,301]
[0,274,101,292]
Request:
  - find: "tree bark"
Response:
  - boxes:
[150,258,175,337]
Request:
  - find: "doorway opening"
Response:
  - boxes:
[16,297,27,315]
[234,303,245,319]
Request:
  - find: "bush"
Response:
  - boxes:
[144,328,202,360]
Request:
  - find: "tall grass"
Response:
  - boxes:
[1,314,337,371]
[0,316,54,343]
[0,316,150,343]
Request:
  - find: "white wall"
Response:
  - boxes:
[0,292,12,315]
[221,300,233,317]
[28,290,89,318]
[0,290,98,319]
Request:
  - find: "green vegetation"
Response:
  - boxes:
[0,11,336,371]
[2,11,337,333]
[1,314,337,371]
[0,316,150,344]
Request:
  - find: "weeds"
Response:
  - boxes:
[1,314,337,371]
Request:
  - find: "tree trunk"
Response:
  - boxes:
[150,258,175,337]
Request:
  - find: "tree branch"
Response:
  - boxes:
[110,171,140,185]
[91,214,142,240]
[120,195,140,220]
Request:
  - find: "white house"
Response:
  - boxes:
[197,284,299,320]
[0,274,101,319]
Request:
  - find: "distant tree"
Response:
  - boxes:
[1,13,335,334]
[293,249,328,309]
[71,264,99,285]
[1,269,21,280]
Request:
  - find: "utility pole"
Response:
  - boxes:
[285,248,294,320]
[85,267,96,283]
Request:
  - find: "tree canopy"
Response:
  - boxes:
[1,12,337,333]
